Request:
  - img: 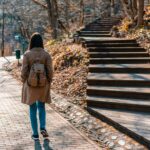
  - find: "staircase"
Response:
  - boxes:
[75,18,150,148]
[74,18,120,42]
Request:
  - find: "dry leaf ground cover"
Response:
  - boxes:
[117,18,150,51]
[46,41,89,105]
[116,6,150,51]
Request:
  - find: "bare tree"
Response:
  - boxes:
[136,0,144,27]
[64,0,70,29]
[79,0,84,26]
[93,0,96,18]
[110,0,115,16]
[45,0,58,39]
[121,0,145,27]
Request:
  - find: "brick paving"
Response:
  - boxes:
[0,57,101,150]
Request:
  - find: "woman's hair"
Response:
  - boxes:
[29,32,44,50]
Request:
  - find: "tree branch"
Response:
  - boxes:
[32,0,47,9]
[32,0,69,35]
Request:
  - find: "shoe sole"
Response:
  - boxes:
[31,136,39,141]
[32,138,39,141]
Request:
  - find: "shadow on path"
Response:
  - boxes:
[34,139,53,150]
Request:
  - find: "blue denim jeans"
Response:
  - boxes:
[29,101,46,136]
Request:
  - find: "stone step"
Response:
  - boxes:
[87,73,150,87]
[86,96,150,112]
[99,18,120,20]
[78,31,110,34]
[80,30,110,33]
[84,42,139,47]
[86,23,113,25]
[85,26,112,28]
[87,107,150,148]
[86,24,114,26]
[84,28,112,31]
[90,57,150,64]
[96,20,120,23]
[82,29,111,31]
[79,34,111,37]
[88,47,146,52]
[88,64,150,73]
[87,85,150,100]
[89,52,149,58]
[95,23,118,25]
[85,25,113,28]
[84,39,137,43]
[95,22,119,25]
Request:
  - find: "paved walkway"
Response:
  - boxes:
[0,57,101,150]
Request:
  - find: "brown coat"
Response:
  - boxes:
[21,48,53,105]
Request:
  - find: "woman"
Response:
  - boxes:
[21,32,53,140]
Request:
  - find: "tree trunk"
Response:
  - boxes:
[147,0,150,4]
[34,0,66,38]
[79,0,84,26]
[45,0,58,39]
[121,0,132,19]
[136,0,144,27]
[132,0,138,17]
[64,0,70,29]
[121,0,136,20]
[45,0,52,31]
[52,0,58,39]
[111,0,115,16]
[93,0,96,18]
